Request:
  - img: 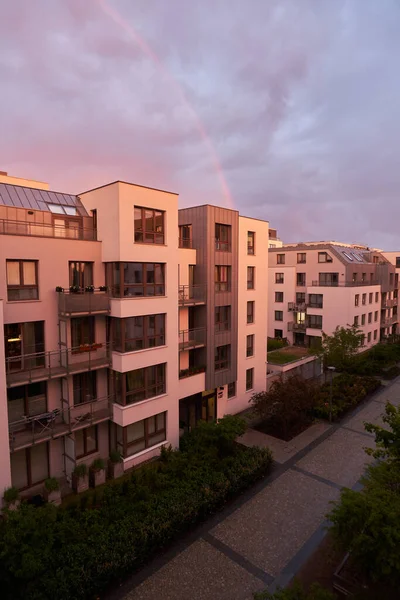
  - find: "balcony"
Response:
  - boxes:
[312,280,378,287]
[179,328,206,351]
[179,364,206,380]
[0,218,96,240]
[288,302,306,312]
[178,284,206,305]
[8,396,112,452]
[58,288,110,316]
[381,316,398,327]
[288,322,306,332]
[179,237,192,249]
[382,298,398,308]
[5,343,111,387]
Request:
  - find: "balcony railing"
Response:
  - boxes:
[5,343,111,387]
[179,328,206,351]
[381,316,398,327]
[179,365,206,379]
[179,237,193,249]
[215,240,231,252]
[312,280,379,287]
[382,298,398,308]
[178,284,206,304]
[58,288,110,316]
[8,396,112,452]
[0,218,96,240]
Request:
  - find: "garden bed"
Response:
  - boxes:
[254,417,314,441]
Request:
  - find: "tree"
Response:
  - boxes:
[250,375,318,438]
[364,402,400,462]
[316,325,364,371]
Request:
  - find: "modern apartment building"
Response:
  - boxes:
[0,172,269,500]
[268,241,398,348]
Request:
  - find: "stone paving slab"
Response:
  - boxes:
[374,381,400,406]
[296,427,374,488]
[240,421,332,464]
[211,469,339,577]
[124,538,265,600]
[344,399,386,435]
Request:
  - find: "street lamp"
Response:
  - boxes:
[327,366,336,423]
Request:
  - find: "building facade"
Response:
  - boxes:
[0,173,269,501]
[268,242,398,348]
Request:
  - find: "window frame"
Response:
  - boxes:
[275,272,284,284]
[247,266,255,289]
[10,443,49,491]
[275,291,284,303]
[112,314,166,352]
[71,316,95,348]
[247,231,255,255]
[296,273,306,287]
[274,310,283,322]
[308,294,323,309]
[73,371,97,406]
[114,363,166,406]
[318,252,332,263]
[362,293,366,305]
[297,252,306,264]
[355,294,359,307]
[227,382,236,398]
[6,260,39,302]
[246,334,254,357]
[215,344,231,371]
[215,223,231,252]
[215,305,231,332]
[246,368,254,391]
[134,206,165,244]
[276,254,285,265]
[107,262,166,297]
[215,265,231,292]
[307,314,323,329]
[119,412,166,458]
[247,301,255,324]
[75,425,98,459]
[368,312,372,324]
[69,261,93,289]
[361,314,366,325]
[179,224,192,248]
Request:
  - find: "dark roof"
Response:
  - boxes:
[0,183,89,216]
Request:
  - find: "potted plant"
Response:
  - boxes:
[99,285,108,292]
[72,463,89,493]
[89,458,106,487]
[43,477,61,506]
[55,286,64,293]
[108,450,124,479]
[85,285,95,293]
[3,486,20,511]
[69,285,80,294]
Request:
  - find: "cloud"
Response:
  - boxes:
[1,0,400,248]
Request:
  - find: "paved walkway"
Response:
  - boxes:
[108,379,400,600]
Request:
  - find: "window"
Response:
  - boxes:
[75,426,98,458]
[368,312,372,324]
[215,345,230,371]
[69,262,93,288]
[134,207,164,244]
[275,272,284,284]
[73,372,97,405]
[375,311,378,321]
[361,314,366,325]
[215,265,231,292]
[112,314,165,352]
[4,321,45,367]
[343,252,354,261]
[48,204,77,215]
[277,254,285,265]
[354,316,359,326]
[6,260,38,301]
[370,273,374,283]
[361,273,366,282]
[307,315,323,329]
[7,382,47,423]
[308,294,323,308]
[375,292,379,302]
[275,292,284,303]
[296,273,306,287]
[275,311,283,321]
[355,294,359,307]
[215,306,231,332]
[227,382,236,398]
[179,224,192,248]
[297,253,306,264]
[369,293,373,304]
[247,232,255,255]
[117,412,166,458]
[318,252,332,263]
[274,329,283,338]
[367,332,372,343]
[362,294,366,305]
[247,266,255,289]
[71,317,95,348]
[396,257,400,268]
[352,273,357,282]
[296,292,306,304]
[374,329,378,340]
[390,273,394,286]
[318,273,339,286]
[106,263,165,297]
[114,364,166,406]
[246,334,254,357]
[246,368,254,391]
[247,301,255,324]
[215,223,231,251]
[10,443,49,490]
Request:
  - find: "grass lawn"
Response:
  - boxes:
[268,345,313,365]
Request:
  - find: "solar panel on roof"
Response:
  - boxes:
[0,183,89,215]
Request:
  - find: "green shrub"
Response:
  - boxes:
[254,581,335,599]
[109,450,123,464]
[44,478,59,493]
[3,486,19,504]
[267,338,288,351]
[73,463,87,478]
[313,374,380,420]
[90,458,105,471]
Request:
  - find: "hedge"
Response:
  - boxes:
[0,416,273,600]
[313,374,380,420]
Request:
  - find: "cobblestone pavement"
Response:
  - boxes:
[108,379,400,600]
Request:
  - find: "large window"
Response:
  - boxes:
[318,252,333,263]
[247,266,255,289]
[75,426,98,458]
[275,311,283,321]
[296,273,306,287]
[10,443,49,490]
[246,368,254,391]
[246,334,254,357]
[215,345,230,371]
[69,262,93,288]
[6,260,38,301]
[215,223,231,251]
[107,263,165,297]
[71,317,95,348]
[4,321,45,370]
[114,363,166,406]
[7,382,47,424]
[215,265,231,292]
[296,292,306,304]
[307,315,323,329]
[275,292,284,303]
[277,254,285,265]
[318,273,339,286]
[297,253,306,264]
[179,224,192,248]
[134,207,164,244]
[215,306,231,332]
[112,314,165,352]
[247,232,255,255]
[308,294,323,308]
[247,301,255,324]
[117,412,166,458]
[275,273,284,284]
[73,372,97,405]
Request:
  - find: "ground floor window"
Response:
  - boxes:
[75,425,98,458]
[117,412,166,458]
[10,443,49,490]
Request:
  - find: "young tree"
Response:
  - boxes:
[364,402,400,461]
[316,325,364,371]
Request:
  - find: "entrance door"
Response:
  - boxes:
[201,389,217,422]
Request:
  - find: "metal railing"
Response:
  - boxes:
[179,328,206,350]
[178,284,206,304]
[5,343,111,387]
[381,316,398,327]
[312,280,379,287]
[179,365,206,379]
[58,288,110,316]
[8,396,112,452]
[382,298,398,308]
[179,237,192,249]
[0,218,96,240]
